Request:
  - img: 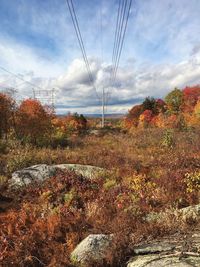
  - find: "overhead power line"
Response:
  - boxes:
[0,66,44,91]
[112,0,126,81]
[100,0,105,127]
[111,0,132,85]
[112,0,128,80]
[66,0,100,101]
[0,66,56,108]
[111,0,122,79]
[113,0,132,81]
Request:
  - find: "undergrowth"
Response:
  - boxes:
[0,128,200,266]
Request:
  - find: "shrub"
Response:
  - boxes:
[185,171,200,194]
[161,129,175,148]
[6,144,35,174]
[103,179,117,190]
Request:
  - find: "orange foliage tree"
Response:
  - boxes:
[124,104,143,128]
[151,113,166,128]
[139,110,153,128]
[16,99,52,144]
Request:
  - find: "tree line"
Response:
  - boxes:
[0,93,87,147]
[124,85,200,130]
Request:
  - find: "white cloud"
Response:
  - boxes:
[1,48,200,114]
[0,36,64,77]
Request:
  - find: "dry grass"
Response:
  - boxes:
[0,127,200,266]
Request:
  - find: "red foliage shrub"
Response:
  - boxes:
[183,85,200,112]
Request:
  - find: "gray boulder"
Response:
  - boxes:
[127,254,200,267]
[9,164,56,188]
[54,164,105,180]
[70,234,113,266]
[128,231,200,267]
[175,204,200,222]
[9,164,106,188]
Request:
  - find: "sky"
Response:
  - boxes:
[0,0,200,114]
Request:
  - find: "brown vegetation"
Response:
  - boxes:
[0,126,200,266]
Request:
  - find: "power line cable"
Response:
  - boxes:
[107,0,123,108]
[66,0,100,101]
[100,0,106,126]
[108,0,122,100]
[111,0,122,76]
[110,0,132,86]
[0,66,44,90]
[112,0,127,83]
[111,0,126,82]
[108,0,126,108]
[69,0,100,100]
[113,0,132,82]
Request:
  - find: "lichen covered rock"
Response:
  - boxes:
[71,234,113,266]
[127,254,200,267]
[9,164,106,188]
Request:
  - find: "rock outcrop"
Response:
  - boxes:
[71,229,200,267]
[127,254,200,267]
[71,234,113,266]
[9,164,105,188]
[54,164,105,180]
[146,204,200,224]
[128,230,200,267]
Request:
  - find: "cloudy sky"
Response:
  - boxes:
[0,0,200,114]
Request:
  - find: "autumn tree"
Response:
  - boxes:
[0,93,16,139]
[51,113,87,146]
[182,85,200,112]
[151,113,166,128]
[139,109,153,128]
[16,99,52,145]
[185,100,200,126]
[125,104,143,128]
[165,88,184,113]
[155,99,166,113]
[142,97,157,114]
[64,113,87,135]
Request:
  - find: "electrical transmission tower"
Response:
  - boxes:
[32,88,56,109]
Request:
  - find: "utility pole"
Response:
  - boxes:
[102,87,105,128]
[32,88,36,99]
[51,88,56,110]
